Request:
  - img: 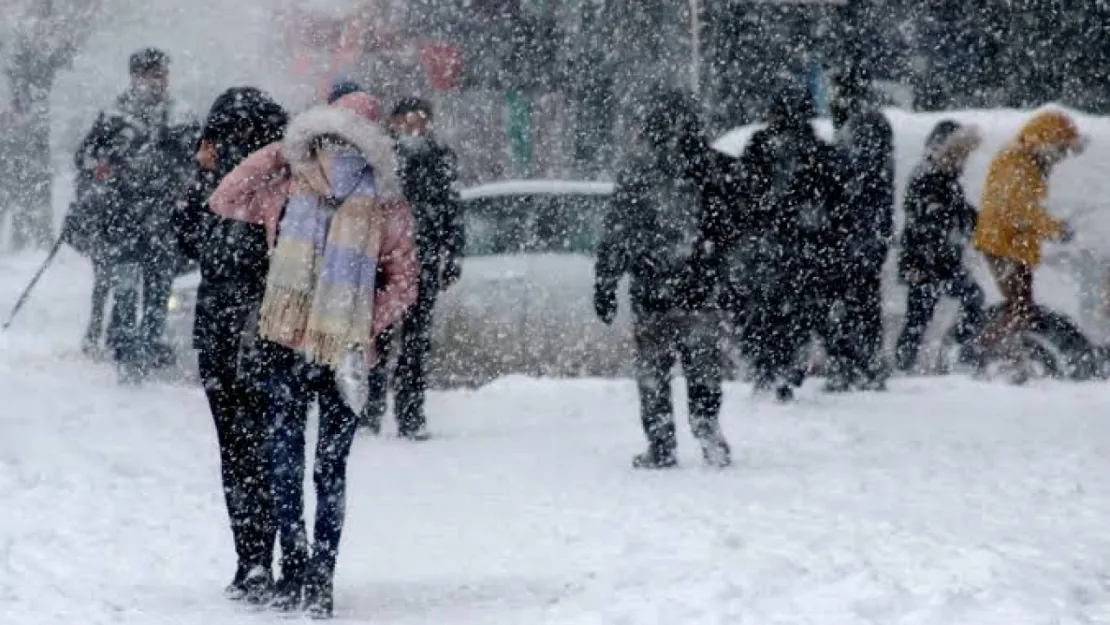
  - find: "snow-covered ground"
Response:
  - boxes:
[4,250,1110,624]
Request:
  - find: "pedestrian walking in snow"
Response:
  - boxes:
[594,89,740,469]
[824,65,895,392]
[210,92,418,618]
[361,97,465,440]
[72,48,197,382]
[171,86,288,603]
[972,109,1086,383]
[734,85,850,401]
[893,120,986,373]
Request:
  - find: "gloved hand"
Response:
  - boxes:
[1058,220,1077,244]
[594,283,618,325]
[441,258,462,291]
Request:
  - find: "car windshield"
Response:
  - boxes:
[463,193,609,257]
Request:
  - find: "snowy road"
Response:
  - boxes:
[3,251,1110,624]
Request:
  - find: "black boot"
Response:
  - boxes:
[632,443,678,469]
[694,424,732,469]
[303,568,335,620]
[241,565,274,606]
[224,564,250,601]
[269,552,307,612]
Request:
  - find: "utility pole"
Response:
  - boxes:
[690,0,701,95]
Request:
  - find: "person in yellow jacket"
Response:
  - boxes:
[973,109,1087,374]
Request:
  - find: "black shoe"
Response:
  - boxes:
[359,396,385,434]
[632,446,678,470]
[269,567,305,612]
[242,565,274,606]
[398,427,431,442]
[224,565,249,601]
[303,573,334,619]
[696,429,732,469]
[774,385,794,403]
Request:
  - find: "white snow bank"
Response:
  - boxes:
[3,251,1110,624]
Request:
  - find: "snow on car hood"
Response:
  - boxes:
[459,180,614,201]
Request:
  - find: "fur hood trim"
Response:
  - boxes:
[282,105,400,197]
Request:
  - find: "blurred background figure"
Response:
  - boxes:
[361,97,464,440]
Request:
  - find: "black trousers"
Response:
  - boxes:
[894,270,985,371]
[85,259,113,346]
[826,266,885,385]
[747,282,825,390]
[198,326,275,572]
[365,265,440,434]
[633,310,723,452]
[108,260,174,367]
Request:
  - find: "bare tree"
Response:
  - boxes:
[1,0,101,250]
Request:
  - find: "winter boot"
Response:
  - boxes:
[224,564,250,601]
[694,424,732,469]
[359,394,385,435]
[303,569,335,620]
[241,565,274,605]
[775,384,795,403]
[269,554,307,612]
[632,443,678,470]
[399,427,432,442]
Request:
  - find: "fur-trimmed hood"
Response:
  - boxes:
[281,105,401,198]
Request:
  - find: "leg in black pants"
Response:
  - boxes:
[198,329,275,601]
[268,347,360,617]
[364,264,440,439]
[677,311,730,467]
[83,259,112,356]
[393,272,439,438]
[360,327,395,433]
[894,282,941,372]
[633,311,679,467]
[140,262,175,366]
[827,268,885,390]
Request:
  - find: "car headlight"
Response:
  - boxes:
[167,295,181,312]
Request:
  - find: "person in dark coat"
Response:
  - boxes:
[172,86,288,603]
[360,98,465,440]
[893,120,986,372]
[73,48,197,382]
[824,65,897,392]
[593,89,739,469]
[734,86,851,402]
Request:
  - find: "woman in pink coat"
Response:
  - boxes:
[210,92,417,618]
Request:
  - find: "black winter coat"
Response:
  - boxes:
[171,87,287,354]
[174,172,270,353]
[395,141,465,272]
[734,123,851,300]
[72,89,197,265]
[595,143,743,314]
[834,108,895,270]
[897,163,978,284]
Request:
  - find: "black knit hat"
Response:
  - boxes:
[201,87,288,173]
[925,119,963,151]
[768,83,816,126]
[391,97,434,120]
[129,48,169,76]
[327,80,364,104]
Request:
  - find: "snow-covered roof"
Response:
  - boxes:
[459,180,615,201]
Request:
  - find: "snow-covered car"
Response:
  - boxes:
[165,179,639,387]
[425,180,634,386]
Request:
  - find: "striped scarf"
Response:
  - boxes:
[257,150,383,369]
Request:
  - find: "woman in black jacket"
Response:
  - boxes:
[172,87,288,602]
[894,120,986,372]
